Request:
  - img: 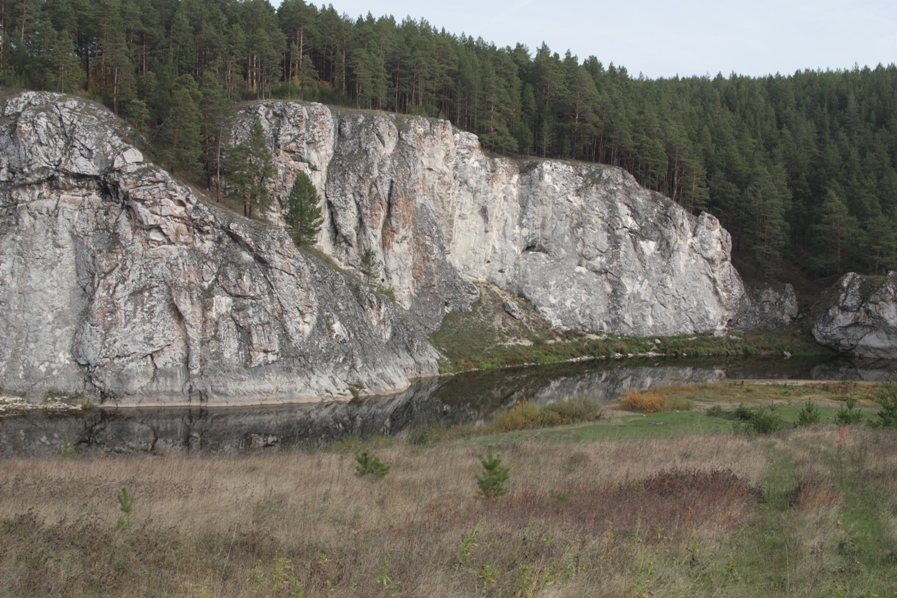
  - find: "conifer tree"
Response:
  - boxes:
[284,171,323,247]
[225,119,273,218]
[158,74,203,179]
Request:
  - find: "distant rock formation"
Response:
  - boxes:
[812,272,897,358]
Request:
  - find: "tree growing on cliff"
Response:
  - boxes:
[284,171,323,247]
[360,248,381,289]
[225,119,273,218]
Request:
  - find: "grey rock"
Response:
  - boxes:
[734,281,799,329]
[0,92,438,404]
[503,301,526,321]
[239,101,753,337]
[812,272,897,358]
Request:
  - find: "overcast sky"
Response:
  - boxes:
[272,0,897,79]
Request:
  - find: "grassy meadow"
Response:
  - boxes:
[2,381,897,597]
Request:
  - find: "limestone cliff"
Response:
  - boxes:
[241,101,747,337]
[0,92,438,404]
[0,93,778,404]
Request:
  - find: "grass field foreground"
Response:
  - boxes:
[2,397,897,596]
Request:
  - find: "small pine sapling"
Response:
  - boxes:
[797,399,821,426]
[876,376,897,428]
[476,445,509,498]
[834,396,864,425]
[355,448,390,478]
[359,248,381,290]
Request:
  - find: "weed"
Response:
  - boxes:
[479,563,500,586]
[57,436,77,458]
[476,445,509,498]
[354,449,390,478]
[549,488,570,502]
[457,520,483,567]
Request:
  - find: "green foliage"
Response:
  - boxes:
[354,449,390,478]
[117,486,135,515]
[711,404,787,434]
[797,399,822,426]
[834,396,865,425]
[875,376,897,428]
[457,520,483,566]
[476,445,509,498]
[57,436,77,459]
[284,171,323,247]
[359,248,381,289]
[5,0,897,280]
[225,119,273,218]
[116,486,135,530]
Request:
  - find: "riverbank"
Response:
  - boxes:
[429,283,832,373]
[2,381,895,596]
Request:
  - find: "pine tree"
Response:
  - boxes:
[810,188,858,276]
[359,248,381,289]
[284,171,323,247]
[157,74,203,179]
[225,119,273,218]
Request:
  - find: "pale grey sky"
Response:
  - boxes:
[273,0,897,79]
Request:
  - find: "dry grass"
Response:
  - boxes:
[2,424,896,597]
[621,390,692,413]
[0,435,765,597]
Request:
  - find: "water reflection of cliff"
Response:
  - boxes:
[1,357,887,457]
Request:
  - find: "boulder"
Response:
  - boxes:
[812,272,897,358]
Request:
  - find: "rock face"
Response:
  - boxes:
[0,93,789,404]
[812,272,897,358]
[0,92,438,404]
[734,282,799,329]
[242,101,747,337]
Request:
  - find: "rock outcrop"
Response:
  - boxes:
[0,92,438,404]
[734,282,799,330]
[241,101,747,337]
[0,92,794,404]
[812,272,897,358]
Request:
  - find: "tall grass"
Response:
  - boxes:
[2,424,895,596]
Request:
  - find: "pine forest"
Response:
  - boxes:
[2,0,897,283]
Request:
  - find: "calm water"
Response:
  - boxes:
[1,356,894,457]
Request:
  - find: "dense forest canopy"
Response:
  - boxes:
[2,0,896,282]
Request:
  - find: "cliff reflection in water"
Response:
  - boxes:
[0,357,886,457]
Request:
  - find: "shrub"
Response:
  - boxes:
[749,407,786,434]
[622,391,666,413]
[476,445,509,498]
[354,449,390,478]
[797,399,821,426]
[544,397,601,423]
[495,400,544,431]
[495,398,600,432]
[834,396,864,425]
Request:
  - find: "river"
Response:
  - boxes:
[1,356,894,457]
